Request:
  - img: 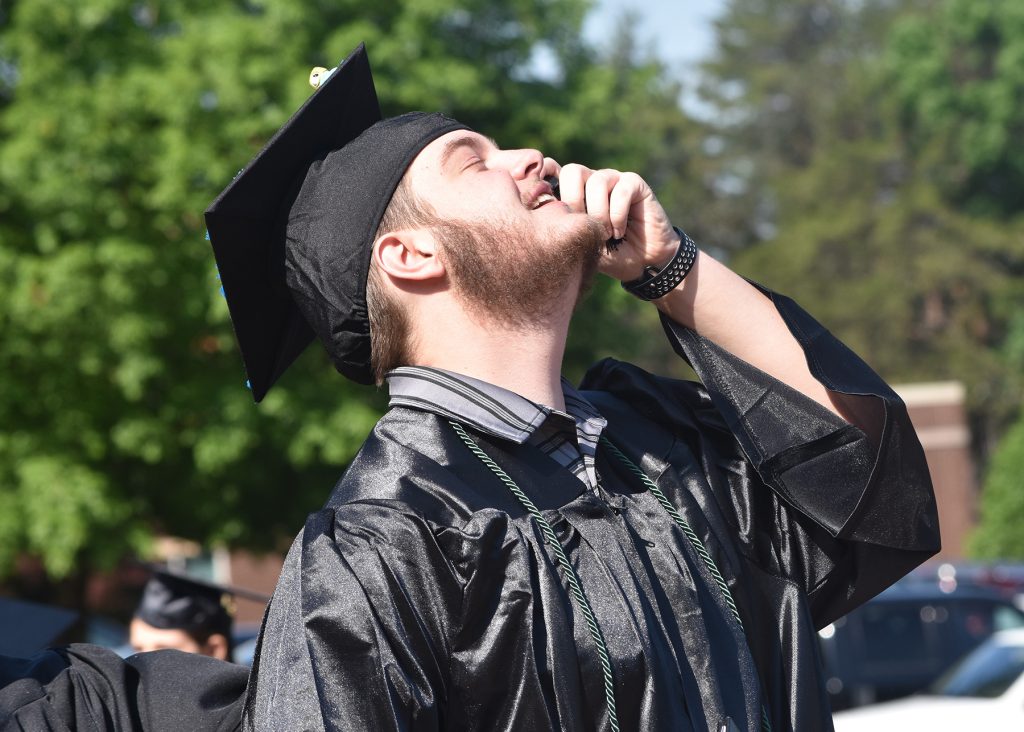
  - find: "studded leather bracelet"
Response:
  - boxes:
[622,226,698,301]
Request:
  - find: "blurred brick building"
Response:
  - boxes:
[895,381,977,560]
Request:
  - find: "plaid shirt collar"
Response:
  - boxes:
[387,364,598,438]
[385,365,606,446]
[386,366,608,490]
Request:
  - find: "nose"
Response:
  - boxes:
[501,147,545,180]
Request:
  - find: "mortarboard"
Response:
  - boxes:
[0,598,79,658]
[205,44,467,399]
[133,570,268,637]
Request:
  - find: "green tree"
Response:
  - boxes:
[969,416,1024,559]
[697,0,1024,559]
[0,0,696,580]
[708,0,1024,446]
[887,0,1024,219]
[695,0,909,252]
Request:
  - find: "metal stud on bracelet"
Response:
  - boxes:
[622,227,698,301]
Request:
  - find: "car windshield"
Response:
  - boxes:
[932,639,1024,699]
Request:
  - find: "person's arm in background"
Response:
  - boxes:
[1,644,248,732]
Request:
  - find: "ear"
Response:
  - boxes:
[373,229,445,282]
[203,633,231,662]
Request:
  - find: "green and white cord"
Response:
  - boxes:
[600,437,773,732]
[449,421,621,732]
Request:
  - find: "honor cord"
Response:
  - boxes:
[449,421,621,732]
[600,437,773,732]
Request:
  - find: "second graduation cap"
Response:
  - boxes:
[133,568,271,637]
[205,44,467,400]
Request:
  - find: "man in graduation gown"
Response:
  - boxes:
[1,44,939,731]
[207,47,938,732]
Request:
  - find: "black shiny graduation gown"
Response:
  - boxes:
[0,644,247,731]
[244,291,940,732]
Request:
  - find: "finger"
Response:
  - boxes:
[541,156,561,179]
[608,172,646,240]
[585,169,620,235]
[557,163,591,213]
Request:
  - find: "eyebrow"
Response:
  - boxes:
[438,134,499,174]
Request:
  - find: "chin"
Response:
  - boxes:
[547,213,600,247]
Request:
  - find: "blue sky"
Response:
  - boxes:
[582,0,725,112]
[583,0,724,68]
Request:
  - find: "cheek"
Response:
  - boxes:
[424,174,527,223]
[470,171,526,208]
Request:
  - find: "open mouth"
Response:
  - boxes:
[530,193,557,210]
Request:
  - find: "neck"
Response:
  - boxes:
[410,298,574,411]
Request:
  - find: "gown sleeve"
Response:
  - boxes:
[582,286,940,627]
[244,502,463,732]
[0,644,248,732]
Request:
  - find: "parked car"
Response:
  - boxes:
[832,628,1024,730]
[818,582,1024,710]
[909,561,1024,609]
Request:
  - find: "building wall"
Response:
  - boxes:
[895,381,976,560]
[227,550,282,626]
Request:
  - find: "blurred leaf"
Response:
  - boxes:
[970,417,1024,559]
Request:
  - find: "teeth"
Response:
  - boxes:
[532,194,555,210]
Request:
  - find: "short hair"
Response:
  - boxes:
[187,625,234,658]
[366,176,437,384]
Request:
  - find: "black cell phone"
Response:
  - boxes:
[545,174,623,251]
[544,175,560,200]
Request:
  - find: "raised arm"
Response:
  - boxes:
[555,163,874,429]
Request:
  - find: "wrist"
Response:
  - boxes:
[622,227,698,301]
[644,239,679,273]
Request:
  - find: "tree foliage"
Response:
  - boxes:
[702,0,1023,431]
[700,0,1024,554]
[693,0,903,251]
[969,416,1024,559]
[0,0,696,577]
[887,0,1024,219]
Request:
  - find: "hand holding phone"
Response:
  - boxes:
[545,164,678,282]
[544,175,623,252]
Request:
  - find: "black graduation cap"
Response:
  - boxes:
[134,570,268,637]
[0,598,79,658]
[205,43,467,399]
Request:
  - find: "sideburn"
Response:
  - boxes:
[366,261,412,384]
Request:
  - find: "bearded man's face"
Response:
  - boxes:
[399,129,606,325]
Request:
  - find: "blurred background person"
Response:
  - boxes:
[129,570,234,661]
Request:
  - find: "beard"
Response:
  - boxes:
[437,214,605,328]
